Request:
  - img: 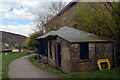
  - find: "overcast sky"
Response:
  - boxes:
[0,0,71,37]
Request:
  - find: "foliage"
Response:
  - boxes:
[73,2,120,37]
[14,43,19,48]
[30,55,120,78]
[2,51,30,79]
[56,21,62,28]
[25,31,43,49]
[72,2,120,65]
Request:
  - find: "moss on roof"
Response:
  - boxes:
[90,35,111,41]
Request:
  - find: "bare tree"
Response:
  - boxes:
[35,12,53,33]
[49,2,66,15]
[34,2,66,33]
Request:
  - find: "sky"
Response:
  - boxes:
[0,0,71,37]
[0,0,119,37]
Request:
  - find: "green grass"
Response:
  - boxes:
[30,55,66,78]
[65,70,120,78]
[2,51,30,79]
[30,55,120,79]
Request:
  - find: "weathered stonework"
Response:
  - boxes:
[89,43,95,60]
[94,43,113,67]
[69,43,95,72]
[69,43,113,73]
[57,37,71,73]
[45,3,87,33]
[41,56,48,64]
[47,38,57,68]
[41,36,113,73]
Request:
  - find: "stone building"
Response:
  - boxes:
[36,26,114,73]
[45,2,82,33]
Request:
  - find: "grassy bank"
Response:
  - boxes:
[2,50,30,79]
[30,55,120,79]
[30,55,66,78]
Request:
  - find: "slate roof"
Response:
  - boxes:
[36,26,110,43]
[37,31,57,39]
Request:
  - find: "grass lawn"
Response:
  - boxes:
[2,50,30,79]
[30,55,120,79]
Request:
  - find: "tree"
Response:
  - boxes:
[34,2,66,33]
[49,2,66,15]
[25,31,43,50]
[34,12,53,33]
[14,43,19,48]
[72,2,120,66]
[103,2,120,66]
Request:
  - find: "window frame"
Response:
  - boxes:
[63,16,67,23]
[80,43,89,60]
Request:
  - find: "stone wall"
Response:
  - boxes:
[47,38,57,68]
[46,36,113,73]
[45,16,59,33]
[58,2,87,28]
[57,37,71,73]
[45,2,87,33]
[70,43,95,72]
[46,37,72,73]
[94,43,113,67]
[69,42,113,73]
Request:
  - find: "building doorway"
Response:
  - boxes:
[57,43,61,66]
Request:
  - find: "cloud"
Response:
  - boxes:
[0,0,70,36]
[0,23,35,36]
[0,0,71,2]
[4,8,37,21]
[1,1,50,21]
[0,1,50,36]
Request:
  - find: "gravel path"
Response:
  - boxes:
[8,54,57,78]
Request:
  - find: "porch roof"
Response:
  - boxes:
[36,26,110,43]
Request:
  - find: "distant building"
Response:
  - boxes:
[36,26,114,73]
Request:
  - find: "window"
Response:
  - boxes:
[80,43,89,59]
[49,40,52,58]
[63,16,67,23]
[73,23,78,29]
[73,9,77,15]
